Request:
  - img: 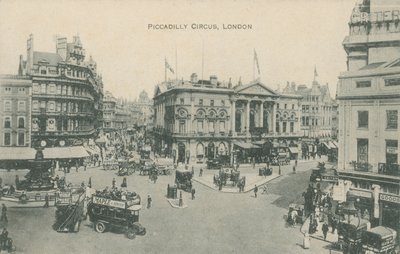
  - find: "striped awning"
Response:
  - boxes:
[43,146,89,159]
[0,147,36,160]
[234,141,261,149]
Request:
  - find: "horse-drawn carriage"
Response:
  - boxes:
[270,152,290,166]
[154,157,174,176]
[117,158,138,176]
[175,168,192,192]
[286,203,305,226]
[258,167,273,177]
[213,168,244,188]
[103,159,120,171]
[138,159,156,175]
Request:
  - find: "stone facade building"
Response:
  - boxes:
[0,75,32,147]
[153,74,303,164]
[335,0,400,236]
[17,34,104,147]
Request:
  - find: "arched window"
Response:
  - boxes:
[18,117,25,128]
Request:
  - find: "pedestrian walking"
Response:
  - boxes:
[0,228,8,250]
[121,177,127,188]
[15,175,19,189]
[0,204,7,223]
[295,159,298,167]
[293,166,296,174]
[322,222,329,241]
[179,191,183,207]
[147,194,152,209]
[191,166,194,176]
[254,185,258,198]
[112,178,116,188]
[199,168,203,177]
[88,177,92,188]
[43,193,49,208]
[191,188,195,200]
[331,217,337,233]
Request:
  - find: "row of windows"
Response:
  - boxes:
[3,87,26,93]
[180,98,226,107]
[358,110,398,129]
[32,101,92,113]
[276,122,295,133]
[276,103,295,110]
[3,100,26,112]
[32,83,91,97]
[355,78,400,88]
[3,116,25,128]
[3,132,25,146]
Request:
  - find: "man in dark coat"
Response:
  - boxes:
[43,193,49,208]
[322,222,329,240]
[254,185,258,198]
[0,204,7,223]
[191,188,196,200]
[0,228,8,249]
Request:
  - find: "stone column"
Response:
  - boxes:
[372,184,381,220]
[259,102,264,129]
[246,100,250,134]
[231,100,236,135]
[272,103,277,133]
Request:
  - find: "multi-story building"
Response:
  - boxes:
[335,0,400,236]
[103,91,117,132]
[153,73,303,164]
[136,90,154,128]
[0,75,32,147]
[296,78,337,138]
[17,34,104,148]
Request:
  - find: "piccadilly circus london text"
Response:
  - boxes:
[147,23,253,30]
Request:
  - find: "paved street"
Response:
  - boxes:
[0,158,334,254]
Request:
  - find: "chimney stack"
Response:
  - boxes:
[210,75,218,86]
[190,73,198,83]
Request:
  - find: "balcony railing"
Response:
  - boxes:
[349,161,373,172]
[378,163,400,177]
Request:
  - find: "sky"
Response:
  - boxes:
[0,0,356,100]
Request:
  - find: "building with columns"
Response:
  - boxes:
[335,0,400,237]
[153,73,302,165]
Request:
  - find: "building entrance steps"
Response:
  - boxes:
[193,173,280,193]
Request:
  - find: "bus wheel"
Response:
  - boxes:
[126,229,136,239]
[95,221,106,233]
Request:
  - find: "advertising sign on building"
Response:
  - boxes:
[379,193,400,204]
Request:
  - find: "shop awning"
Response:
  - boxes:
[84,146,100,155]
[288,147,298,154]
[43,146,89,159]
[322,142,330,149]
[234,141,261,149]
[329,141,338,149]
[0,147,36,160]
[252,141,266,145]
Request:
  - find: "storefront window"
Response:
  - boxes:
[386,140,398,165]
[358,111,368,128]
[386,110,398,129]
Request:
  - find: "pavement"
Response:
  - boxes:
[300,215,338,243]
[0,156,334,254]
[193,173,280,193]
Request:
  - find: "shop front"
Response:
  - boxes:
[379,193,400,244]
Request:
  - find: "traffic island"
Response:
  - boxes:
[166,198,188,209]
[193,173,280,193]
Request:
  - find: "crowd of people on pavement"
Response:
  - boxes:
[0,204,14,252]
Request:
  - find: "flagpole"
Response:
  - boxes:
[201,40,204,84]
[253,49,255,81]
[175,47,178,81]
[165,57,167,83]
